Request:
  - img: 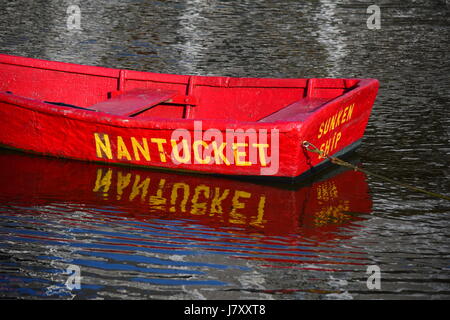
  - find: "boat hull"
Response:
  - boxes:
[0,54,379,179]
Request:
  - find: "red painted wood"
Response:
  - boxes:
[89,88,177,116]
[166,94,197,106]
[258,98,330,122]
[0,53,379,179]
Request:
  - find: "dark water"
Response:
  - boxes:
[0,0,449,300]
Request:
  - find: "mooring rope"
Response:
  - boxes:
[302,141,450,201]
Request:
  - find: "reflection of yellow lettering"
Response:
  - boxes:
[149,179,166,211]
[210,187,230,215]
[211,141,230,165]
[117,136,132,160]
[191,185,210,215]
[94,133,112,160]
[170,183,190,212]
[233,143,251,166]
[131,137,150,161]
[193,140,211,164]
[252,143,269,166]
[331,184,338,198]
[250,196,266,228]
[129,175,150,201]
[170,139,190,164]
[314,201,350,226]
[93,169,112,197]
[151,138,167,162]
[230,190,251,224]
[317,181,339,202]
[117,171,131,200]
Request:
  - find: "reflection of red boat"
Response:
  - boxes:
[0,54,378,179]
[0,150,372,238]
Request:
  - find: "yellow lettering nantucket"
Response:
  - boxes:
[232,143,252,166]
[94,133,113,159]
[131,137,150,161]
[211,141,230,165]
[252,143,269,167]
[170,139,190,164]
[151,138,167,163]
[193,140,211,164]
[117,136,132,160]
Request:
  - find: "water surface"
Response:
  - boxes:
[0,0,449,299]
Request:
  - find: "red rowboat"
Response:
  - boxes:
[0,54,379,180]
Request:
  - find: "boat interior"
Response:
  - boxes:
[0,55,359,122]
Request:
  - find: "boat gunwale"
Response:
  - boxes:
[0,79,377,131]
[0,54,378,133]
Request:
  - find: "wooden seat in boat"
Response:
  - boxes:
[258,98,329,122]
[88,88,178,117]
